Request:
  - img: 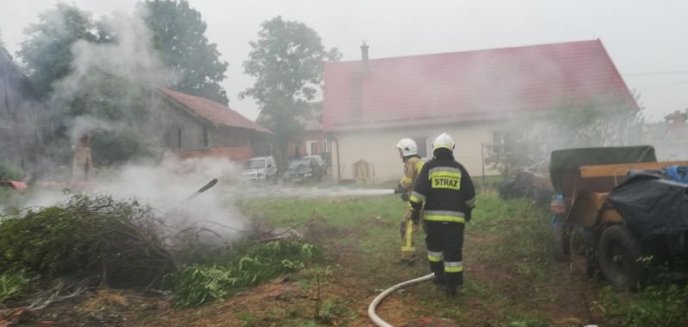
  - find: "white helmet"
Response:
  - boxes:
[433,133,455,151]
[395,138,418,157]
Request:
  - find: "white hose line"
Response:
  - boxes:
[368,273,435,327]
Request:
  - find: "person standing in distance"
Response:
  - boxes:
[409,132,476,297]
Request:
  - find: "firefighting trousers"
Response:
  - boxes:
[400,208,416,260]
[424,221,464,289]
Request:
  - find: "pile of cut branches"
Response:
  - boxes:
[0,193,176,289]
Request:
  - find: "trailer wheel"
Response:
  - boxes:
[552,222,570,261]
[598,225,642,291]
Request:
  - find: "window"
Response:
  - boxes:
[413,137,427,157]
[306,140,318,155]
[203,126,210,147]
[321,139,330,153]
[177,127,183,148]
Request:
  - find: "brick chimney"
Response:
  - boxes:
[360,42,369,62]
[351,42,369,121]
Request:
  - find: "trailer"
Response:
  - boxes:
[549,146,688,290]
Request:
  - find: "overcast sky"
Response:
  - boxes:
[1,0,687,122]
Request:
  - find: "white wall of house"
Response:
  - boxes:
[330,121,504,183]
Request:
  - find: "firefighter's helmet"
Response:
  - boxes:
[395,138,418,157]
[432,133,455,151]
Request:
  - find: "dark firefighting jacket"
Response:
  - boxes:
[409,156,476,223]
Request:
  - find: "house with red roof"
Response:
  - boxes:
[154,88,272,161]
[322,40,639,182]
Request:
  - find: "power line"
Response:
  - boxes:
[642,79,688,91]
[625,70,688,76]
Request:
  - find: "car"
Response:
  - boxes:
[283,158,320,183]
[302,155,326,178]
[241,156,277,183]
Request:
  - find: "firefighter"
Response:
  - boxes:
[394,138,425,263]
[410,132,476,297]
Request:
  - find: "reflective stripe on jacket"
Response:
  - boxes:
[410,158,475,223]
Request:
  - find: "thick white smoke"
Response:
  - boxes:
[14,157,248,242]
[51,11,171,106]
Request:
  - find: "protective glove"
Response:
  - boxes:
[400,193,410,202]
[393,184,404,194]
[465,208,472,223]
[411,209,421,225]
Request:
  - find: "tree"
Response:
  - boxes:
[546,98,643,148]
[486,97,643,177]
[241,16,341,169]
[18,4,158,167]
[140,0,228,104]
[18,3,103,98]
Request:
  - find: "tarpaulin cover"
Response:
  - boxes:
[549,146,656,193]
[606,172,688,239]
[664,166,688,184]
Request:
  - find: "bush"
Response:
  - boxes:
[170,240,318,307]
[0,193,175,287]
[0,193,321,306]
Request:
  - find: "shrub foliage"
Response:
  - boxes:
[171,240,317,307]
[0,193,175,287]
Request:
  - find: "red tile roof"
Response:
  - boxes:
[322,40,637,131]
[160,88,272,134]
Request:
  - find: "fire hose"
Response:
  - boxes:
[367,272,434,327]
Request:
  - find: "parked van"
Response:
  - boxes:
[241,156,277,183]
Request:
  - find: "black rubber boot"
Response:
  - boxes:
[445,271,461,297]
[445,285,457,297]
[432,275,445,286]
[456,271,463,287]
[429,262,444,286]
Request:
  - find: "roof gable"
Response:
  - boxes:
[323,40,637,131]
[159,88,271,134]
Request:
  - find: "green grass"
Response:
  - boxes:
[470,189,553,278]
[599,284,688,326]
[236,191,555,324]
[236,195,403,228]
[234,189,687,326]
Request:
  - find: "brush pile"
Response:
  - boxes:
[0,193,176,289]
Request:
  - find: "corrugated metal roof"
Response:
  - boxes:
[160,88,272,134]
[323,40,638,131]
